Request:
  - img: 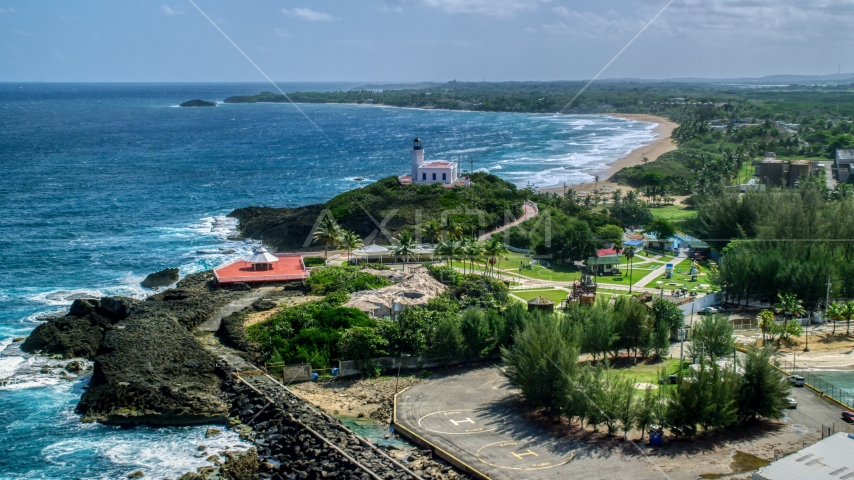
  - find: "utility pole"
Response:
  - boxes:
[469,158,474,174]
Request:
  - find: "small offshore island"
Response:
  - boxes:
[180,99,218,107]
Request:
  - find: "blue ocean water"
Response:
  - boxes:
[0,83,658,478]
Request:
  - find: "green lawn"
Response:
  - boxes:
[594,268,653,286]
[649,205,698,223]
[608,358,682,385]
[512,289,569,305]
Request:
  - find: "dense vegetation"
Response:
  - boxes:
[502,306,791,437]
[230,172,524,251]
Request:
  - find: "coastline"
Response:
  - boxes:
[539,113,678,195]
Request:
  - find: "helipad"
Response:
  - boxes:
[393,366,695,479]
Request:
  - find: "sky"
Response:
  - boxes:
[0,0,852,82]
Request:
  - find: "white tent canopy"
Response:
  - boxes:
[353,244,391,255]
[245,246,279,264]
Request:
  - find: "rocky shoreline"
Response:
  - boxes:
[19,268,468,479]
[22,271,244,426]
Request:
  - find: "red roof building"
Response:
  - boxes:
[214,248,309,285]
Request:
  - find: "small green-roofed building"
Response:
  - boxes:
[687,239,711,259]
[586,254,621,275]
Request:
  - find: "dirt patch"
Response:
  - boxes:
[777,332,854,353]
[290,373,426,422]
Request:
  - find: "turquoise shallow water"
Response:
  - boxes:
[0,83,658,478]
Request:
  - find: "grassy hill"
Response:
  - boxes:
[229,172,526,251]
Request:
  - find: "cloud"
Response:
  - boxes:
[274,28,292,38]
[161,5,185,16]
[0,7,15,15]
[281,7,339,21]
[394,0,548,17]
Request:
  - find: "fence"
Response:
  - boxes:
[264,361,313,383]
[778,358,854,411]
[338,355,468,377]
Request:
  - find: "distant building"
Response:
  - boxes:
[758,154,815,187]
[398,138,463,187]
[835,148,854,182]
[753,432,854,480]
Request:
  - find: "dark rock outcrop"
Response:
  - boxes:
[141,268,180,288]
[217,312,250,352]
[21,307,115,359]
[180,99,217,107]
[24,271,243,426]
[220,448,259,480]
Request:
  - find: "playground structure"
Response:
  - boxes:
[565,272,597,307]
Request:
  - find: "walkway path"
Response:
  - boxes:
[634,250,688,289]
[478,201,538,241]
[198,286,275,332]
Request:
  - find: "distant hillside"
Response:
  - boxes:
[229,173,526,251]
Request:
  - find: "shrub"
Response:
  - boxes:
[448,274,509,309]
[303,256,326,267]
[424,264,461,285]
[304,266,392,295]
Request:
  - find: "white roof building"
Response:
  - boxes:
[753,433,854,480]
[399,138,462,186]
[245,246,278,264]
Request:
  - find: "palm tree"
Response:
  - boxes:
[392,232,417,271]
[826,302,843,336]
[466,240,484,275]
[436,238,459,267]
[844,301,854,336]
[441,217,463,240]
[757,309,775,344]
[313,216,342,259]
[339,230,363,265]
[484,237,507,277]
[612,189,623,205]
[422,221,442,247]
[624,246,635,293]
[773,292,805,340]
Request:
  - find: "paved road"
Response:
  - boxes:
[395,367,695,480]
[785,383,852,436]
[479,201,538,241]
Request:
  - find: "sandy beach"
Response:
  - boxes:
[540,113,678,195]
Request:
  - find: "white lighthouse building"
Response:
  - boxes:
[399,137,461,186]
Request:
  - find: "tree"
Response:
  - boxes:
[483,236,508,278]
[422,221,442,247]
[646,218,676,251]
[635,385,658,440]
[313,216,342,259]
[392,232,417,271]
[501,313,580,417]
[653,320,670,359]
[773,293,805,341]
[339,326,388,369]
[826,302,843,336]
[737,347,792,421]
[687,314,735,363]
[339,230,363,264]
[580,305,618,362]
[430,315,464,362]
[756,309,775,344]
[844,301,854,336]
[624,246,636,293]
[650,298,683,335]
[460,308,492,360]
[596,224,624,246]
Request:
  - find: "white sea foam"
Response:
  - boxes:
[28,289,105,306]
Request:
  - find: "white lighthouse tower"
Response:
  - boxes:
[399,137,460,186]
[411,137,424,178]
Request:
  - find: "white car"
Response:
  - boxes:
[787,397,798,409]
[697,307,718,315]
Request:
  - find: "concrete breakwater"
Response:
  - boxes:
[220,364,423,480]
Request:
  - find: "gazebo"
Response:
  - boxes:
[245,246,279,271]
[527,296,555,313]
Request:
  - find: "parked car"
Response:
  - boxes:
[697,307,718,315]
[788,375,805,387]
[786,397,798,409]
[843,411,854,423]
